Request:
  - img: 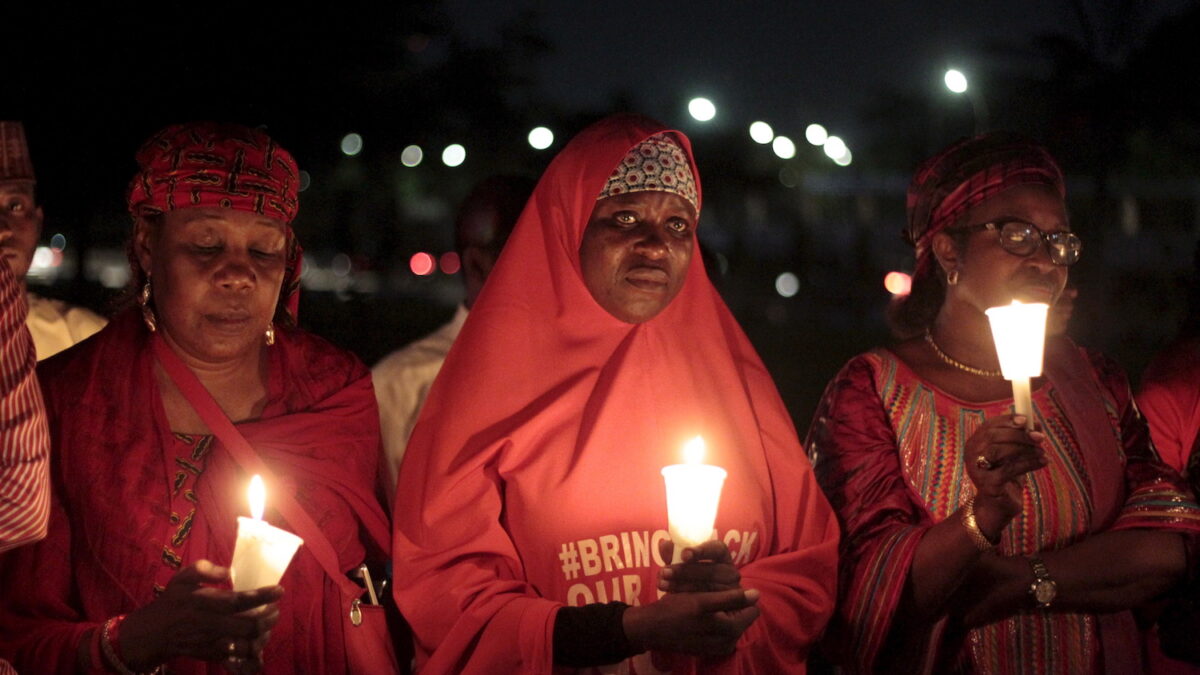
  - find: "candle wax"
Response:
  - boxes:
[231,516,303,592]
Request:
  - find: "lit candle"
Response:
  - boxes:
[230,475,304,592]
[661,436,727,563]
[985,300,1049,430]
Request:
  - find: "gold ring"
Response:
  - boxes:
[975,455,994,470]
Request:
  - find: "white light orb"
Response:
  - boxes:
[823,136,848,161]
[340,133,363,157]
[772,135,796,159]
[401,145,423,167]
[805,124,828,146]
[833,149,853,167]
[775,272,800,298]
[749,121,774,144]
[944,69,968,94]
[442,144,466,167]
[528,126,554,150]
[688,97,716,122]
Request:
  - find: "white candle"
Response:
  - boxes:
[985,300,1049,430]
[661,436,727,561]
[230,475,303,592]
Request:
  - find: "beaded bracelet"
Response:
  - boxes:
[99,615,162,675]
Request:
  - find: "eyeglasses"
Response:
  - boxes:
[957,218,1082,266]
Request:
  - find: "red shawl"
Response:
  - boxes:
[0,309,388,673]
[393,114,839,674]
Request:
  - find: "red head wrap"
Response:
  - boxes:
[126,122,303,322]
[0,121,35,184]
[906,132,1064,280]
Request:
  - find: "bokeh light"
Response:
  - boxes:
[332,253,352,278]
[885,271,913,296]
[298,170,312,192]
[833,149,853,167]
[439,251,461,274]
[409,252,436,276]
[401,145,423,167]
[50,233,66,251]
[528,127,554,150]
[340,133,363,156]
[944,69,968,94]
[772,136,796,159]
[749,121,774,144]
[775,272,800,298]
[688,97,716,122]
[823,136,848,161]
[805,124,828,146]
[442,144,466,167]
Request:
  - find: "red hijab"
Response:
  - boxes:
[394,114,838,672]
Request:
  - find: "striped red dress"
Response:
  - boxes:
[0,257,49,675]
[808,343,1200,674]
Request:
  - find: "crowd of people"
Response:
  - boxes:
[0,114,1197,674]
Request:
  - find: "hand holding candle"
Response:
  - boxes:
[662,436,727,562]
[231,475,304,592]
[985,300,1049,430]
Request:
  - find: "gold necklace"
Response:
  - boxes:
[924,329,1004,378]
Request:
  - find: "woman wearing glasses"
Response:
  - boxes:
[805,133,1200,673]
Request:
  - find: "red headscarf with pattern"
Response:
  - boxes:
[906,132,1064,280]
[126,122,303,321]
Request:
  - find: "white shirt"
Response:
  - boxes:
[372,304,468,502]
[26,293,107,361]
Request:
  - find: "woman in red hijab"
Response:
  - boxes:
[806,132,1200,673]
[0,123,391,673]
[393,114,839,673]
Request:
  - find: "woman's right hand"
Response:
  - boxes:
[117,560,283,672]
[622,587,760,657]
[964,414,1046,535]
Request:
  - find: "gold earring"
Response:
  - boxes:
[947,269,960,286]
[139,280,157,332]
[265,323,275,346]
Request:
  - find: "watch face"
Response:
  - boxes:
[1034,580,1057,605]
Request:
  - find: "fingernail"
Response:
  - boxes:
[1013,415,1027,426]
[660,568,674,579]
[744,588,760,603]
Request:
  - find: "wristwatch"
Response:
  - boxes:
[960,495,995,552]
[1027,555,1057,609]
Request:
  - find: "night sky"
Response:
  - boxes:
[443,0,1192,140]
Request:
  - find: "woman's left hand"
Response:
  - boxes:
[657,540,742,594]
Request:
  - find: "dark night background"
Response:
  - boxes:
[5,1,1200,428]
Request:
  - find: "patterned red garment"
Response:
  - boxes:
[0,257,48,553]
[0,240,49,675]
[905,132,1065,280]
[125,122,303,322]
[807,339,1200,674]
[393,114,839,674]
[0,310,388,674]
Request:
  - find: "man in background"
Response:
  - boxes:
[0,122,105,360]
[373,175,534,501]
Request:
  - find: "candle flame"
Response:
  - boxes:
[683,436,706,464]
[249,475,265,521]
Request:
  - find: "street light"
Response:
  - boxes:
[943,68,989,133]
[688,98,716,122]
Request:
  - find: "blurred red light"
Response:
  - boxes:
[439,251,461,275]
[410,252,436,276]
